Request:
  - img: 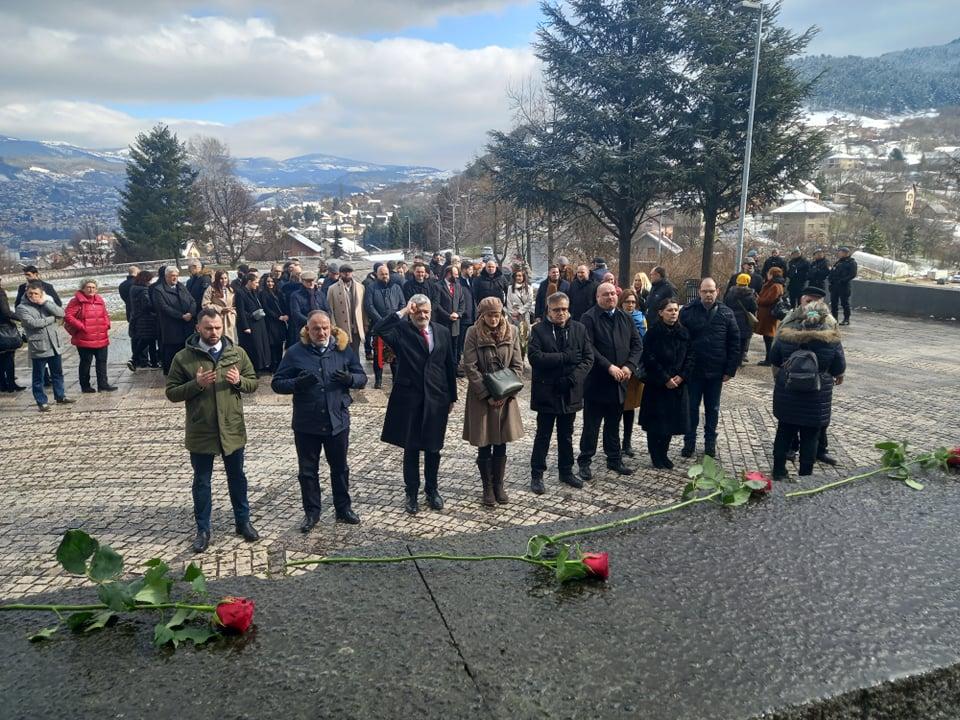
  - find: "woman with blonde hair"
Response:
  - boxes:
[461,296,525,506]
[632,271,651,312]
[202,270,238,343]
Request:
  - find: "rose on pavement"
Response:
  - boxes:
[582,553,609,580]
[216,597,255,633]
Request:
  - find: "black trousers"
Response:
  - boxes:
[830,284,851,321]
[269,342,284,372]
[531,412,575,475]
[646,432,672,463]
[0,351,16,390]
[763,335,774,362]
[622,409,635,449]
[403,448,441,496]
[790,426,829,454]
[77,346,109,389]
[789,288,803,308]
[161,343,181,374]
[774,422,820,475]
[131,338,159,367]
[294,430,351,515]
[578,400,623,466]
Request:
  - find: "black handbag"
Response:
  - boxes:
[481,345,523,400]
[772,297,791,321]
[0,322,22,352]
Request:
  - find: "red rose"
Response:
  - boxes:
[216,597,255,633]
[743,470,773,494]
[582,552,609,580]
[947,447,960,468]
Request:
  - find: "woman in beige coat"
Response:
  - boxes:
[461,296,524,506]
[201,270,238,343]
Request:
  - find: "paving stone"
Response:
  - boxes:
[0,313,956,599]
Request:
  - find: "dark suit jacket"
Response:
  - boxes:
[433,278,468,337]
[579,305,643,406]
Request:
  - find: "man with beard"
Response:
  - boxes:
[403,262,438,303]
[534,265,571,322]
[373,295,458,514]
[326,263,365,360]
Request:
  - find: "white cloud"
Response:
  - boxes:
[0,15,539,167]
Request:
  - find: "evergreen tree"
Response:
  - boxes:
[388,212,403,246]
[331,227,344,258]
[861,224,886,255]
[899,222,919,260]
[117,125,196,261]
[673,0,827,276]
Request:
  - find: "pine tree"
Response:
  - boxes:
[861,224,886,255]
[117,125,196,261]
[332,227,344,258]
[899,223,919,260]
[388,213,403,246]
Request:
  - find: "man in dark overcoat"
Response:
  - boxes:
[527,291,594,493]
[828,246,858,326]
[154,266,197,374]
[786,249,810,308]
[433,264,468,367]
[272,310,367,530]
[373,294,458,514]
[577,282,642,480]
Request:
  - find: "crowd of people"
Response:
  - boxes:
[0,248,852,553]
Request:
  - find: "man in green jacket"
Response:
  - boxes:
[166,307,260,553]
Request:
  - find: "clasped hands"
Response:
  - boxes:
[607,364,632,383]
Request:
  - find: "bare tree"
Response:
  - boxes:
[188,136,260,264]
[69,220,114,268]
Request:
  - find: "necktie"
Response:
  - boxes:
[420,328,430,350]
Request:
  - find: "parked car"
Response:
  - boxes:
[949,274,960,284]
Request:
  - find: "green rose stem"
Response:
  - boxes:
[0,602,216,613]
[286,553,554,570]
[785,453,940,499]
[545,489,722,544]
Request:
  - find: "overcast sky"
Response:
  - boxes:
[0,1,956,168]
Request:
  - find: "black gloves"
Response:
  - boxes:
[331,369,353,388]
[293,371,320,391]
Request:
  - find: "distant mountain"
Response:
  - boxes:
[793,37,960,115]
[0,136,448,242]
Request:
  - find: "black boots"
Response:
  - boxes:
[491,456,509,504]
[478,458,496,506]
[530,472,545,495]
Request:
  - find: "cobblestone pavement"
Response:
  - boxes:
[1,313,956,599]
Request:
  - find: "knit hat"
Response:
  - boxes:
[736,273,751,286]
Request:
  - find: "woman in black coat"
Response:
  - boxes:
[769,300,846,480]
[638,298,693,469]
[723,274,758,366]
[259,274,288,372]
[128,270,159,369]
[235,273,271,374]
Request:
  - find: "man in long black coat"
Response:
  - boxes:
[761,248,788,278]
[567,265,598,321]
[786,249,810,308]
[402,262,438,302]
[154,266,197,374]
[577,282,643,480]
[117,265,139,319]
[533,265,571,321]
[185,259,211,309]
[528,290,594,493]
[373,294,458,515]
[828,247,858,326]
[807,249,830,290]
[433,265,468,367]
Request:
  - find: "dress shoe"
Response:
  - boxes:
[577,464,592,483]
[235,521,260,542]
[373,379,383,390]
[11,384,26,392]
[126,360,137,372]
[562,471,585,489]
[404,495,419,515]
[772,469,789,482]
[37,403,52,412]
[681,444,695,458]
[56,396,75,404]
[757,360,771,366]
[839,319,850,326]
[425,492,444,511]
[606,460,634,475]
[622,445,635,458]
[660,457,675,470]
[335,508,361,525]
[817,453,838,466]
[299,514,320,533]
[703,447,716,458]
[192,529,210,553]
[81,387,97,394]
[530,474,545,495]
[786,450,797,463]
[99,384,118,392]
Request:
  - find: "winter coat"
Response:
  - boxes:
[534,279,571,320]
[327,279,365,341]
[458,277,476,324]
[288,286,330,339]
[15,298,65,358]
[202,286,238,343]
[770,309,846,428]
[590,266,608,284]
[828,256,858,289]
[64,291,111,349]
[259,288,288,347]
[527,318,594,415]
[373,312,458,452]
[786,257,810,293]
[15,280,61,308]
[638,320,694,435]
[579,305,643,406]
[128,285,158,340]
[460,322,525,447]
[567,278,599,321]
[808,258,830,289]
[164,335,258,456]
[723,285,758,339]
[402,277,438,303]
[0,292,17,354]
[433,278,468,337]
[364,281,406,327]
[761,255,788,278]
[154,281,196,346]
[644,278,678,327]
[679,299,740,379]
[118,275,135,319]
[472,269,509,306]
[235,286,271,371]
[506,285,535,326]
[271,326,367,436]
[185,272,211,309]
[756,279,785,337]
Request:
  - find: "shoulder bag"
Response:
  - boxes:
[737,300,759,332]
[481,344,522,400]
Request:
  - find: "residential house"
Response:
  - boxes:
[771,199,834,246]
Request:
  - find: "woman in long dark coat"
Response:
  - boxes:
[638,298,693,469]
[259,274,288,372]
[235,273,271,374]
[128,270,159,369]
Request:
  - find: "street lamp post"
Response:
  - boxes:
[735,0,764,270]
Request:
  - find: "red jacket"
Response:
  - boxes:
[65,291,111,348]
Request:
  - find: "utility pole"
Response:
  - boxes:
[736,0,764,270]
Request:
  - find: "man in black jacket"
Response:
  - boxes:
[807,248,830,290]
[15,266,61,308]
[154,266,197,374]
[725,260,763,294]
[528,291,594,493]
[363,264,405,388]
[761,248,788,278]
[577,283,643,480]
[117,265,139,319]
[644,266,677,327]
[472,258,509,305]
[434,264,468,368]
[373,295,458,515]
[185,259,211,309]
[567,264,598,321]
[828,246,858,325]
[786,249,810,308]
[679,278,740,458]
[534,265,571,321]
[403,262,438,302]
[272,311,367,529]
